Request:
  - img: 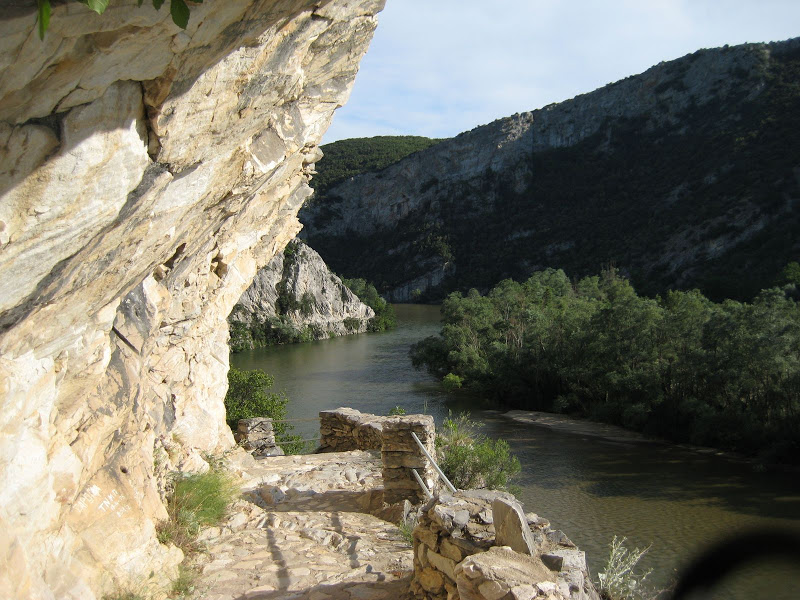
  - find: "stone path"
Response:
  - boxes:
[191,451,414,600]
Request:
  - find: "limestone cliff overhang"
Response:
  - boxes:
[0,1,384,597]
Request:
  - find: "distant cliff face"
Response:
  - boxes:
[303,38,800,301]
[0,1,383,598]
[230,238,374,348]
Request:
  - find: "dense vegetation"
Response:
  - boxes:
[224,367,304,453]
[305,43,800,303]
[411,268,800,464]
[308,135,442,197]
[341,277,397,332]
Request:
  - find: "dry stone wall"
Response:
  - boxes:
[411,492,600,600]
[235,418,284,457]
[319,408,438,504]
[0,1,384,598]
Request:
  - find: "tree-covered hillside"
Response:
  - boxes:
[302,41,800,303]
[309,135,443,196]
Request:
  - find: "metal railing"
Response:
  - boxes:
[410,431,457,496]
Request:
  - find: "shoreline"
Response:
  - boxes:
[494,409,800,473]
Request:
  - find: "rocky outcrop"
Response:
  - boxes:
[0,1,384,598]
[412,492,599,600]
[230,238,374,348]
[302,38,800,301]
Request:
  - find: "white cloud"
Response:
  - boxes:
[323,0,800,143]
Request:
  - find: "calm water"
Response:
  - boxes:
[231,304,800,598]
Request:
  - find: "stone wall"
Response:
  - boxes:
[319,408,438,504]
[381,416,437,505]
[319,407,386,451]
[411,491,600,600]
[235,418,284,457]
[0,1,384,598]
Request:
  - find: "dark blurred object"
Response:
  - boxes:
[672,529,800,599]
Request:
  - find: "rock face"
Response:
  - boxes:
[302,38,800,301]
[0,1,384,598]
[230,238,374,347]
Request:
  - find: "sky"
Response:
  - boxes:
[323,0,800,143]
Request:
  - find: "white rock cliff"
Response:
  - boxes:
[0,1,384,598]
[231,238,374,344]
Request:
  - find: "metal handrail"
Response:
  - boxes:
[410,468,433,499]
[410,431,457,494]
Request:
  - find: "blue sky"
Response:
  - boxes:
[323,0,800,143]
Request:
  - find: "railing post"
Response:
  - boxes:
[381,415,437,504]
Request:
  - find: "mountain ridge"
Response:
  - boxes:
[301,37,800,301]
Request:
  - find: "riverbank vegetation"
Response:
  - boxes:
[224,367,305,453]
[436,412,520,491]
[411,268,800,465]
[341,277,397,332]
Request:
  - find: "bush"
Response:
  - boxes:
[442,372,463,392]
[224,367,303,452]
[157,466,238,555]
[224,368,288,431]
[388,405,406,416]
[436,412,520,491]
[597,536,653,600]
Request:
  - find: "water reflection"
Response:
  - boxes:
[231,304,800,598]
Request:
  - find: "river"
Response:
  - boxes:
[231,304,800,598]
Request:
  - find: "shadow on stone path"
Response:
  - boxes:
[191,451,414,600]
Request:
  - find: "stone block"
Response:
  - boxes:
[419,567,445,593]
[427,550,457,581]
[492,498,538,556]
[541,550,586,573]
[415,526,439,551]
[439,538,464,562]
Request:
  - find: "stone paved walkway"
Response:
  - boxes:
[191,451,414,600]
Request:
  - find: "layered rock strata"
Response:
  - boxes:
[230,238,374,347]
[0,1,384,598]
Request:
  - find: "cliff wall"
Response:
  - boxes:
[0,1,383,598]
[302,38,800,301]
[230,238,374,347]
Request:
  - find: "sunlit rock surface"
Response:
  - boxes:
[0,1,384,597]
[231,238,375,343]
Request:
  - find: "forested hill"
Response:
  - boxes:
[308,135,443,196]
[300,38,800,302]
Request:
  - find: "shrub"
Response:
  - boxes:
[224,368,288,431]
[597,536,653,600]
[436,412,520,491]
[442,372,463,392]
[388,405,406,416]
[157,466,238,555]
[225,367,304,452]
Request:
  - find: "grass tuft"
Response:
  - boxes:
[157,466,238,555]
